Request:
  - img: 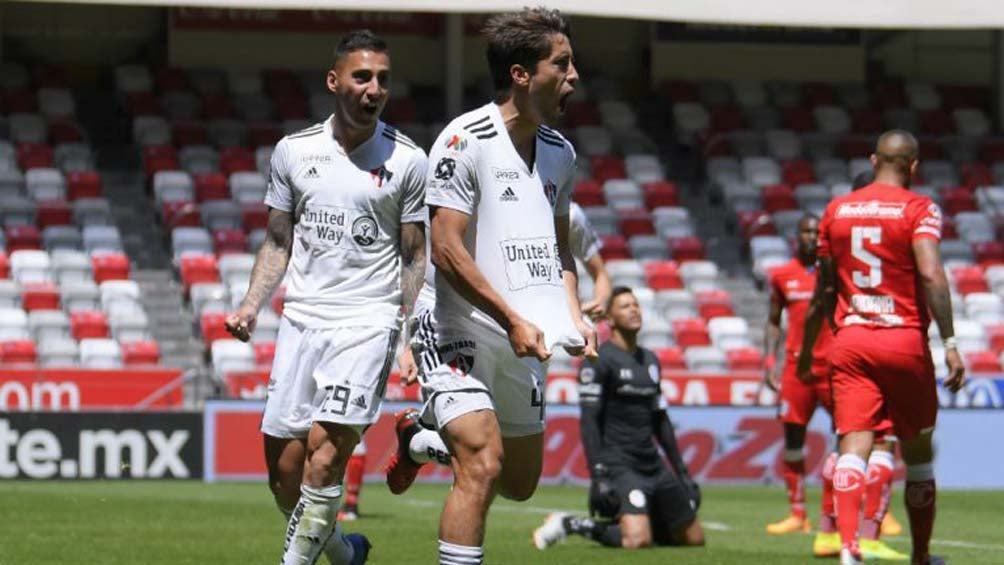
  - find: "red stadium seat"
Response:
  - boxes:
[572,180,605,207]
[655,346,686,370]
[696,289,735,320]
[213,229,248,255]
[661,80,699,103]
[711,106,744,132]
[179,254,220,291]
[254,341,277,367]
[672,318,711,348]
[736,210,778,239]
[66,170,104,200]
[275,95,309,121]
[617,209,655,237]
[874,82,906,109]
[21,281,60,311]
[590,156,626,183]
[918,142,944,161]
[36,200,72,228]
[781,160,816,186]
[200,311,230,345]
[121,340,161,366]
[851,109,883,134]
[5,226,42,253]
[565,101,601,127]
[761,184,799,213]
[965,351,1002,373]
[263,70,302,98]
[156,68,189,92]
[941,216,958,240]
[645,261,684,290]
[271,286,285,315]
[194,172,230,202]
[201,93,235,119]
[668,237,706,262]
[70,310,110,339]
[241,203,269,231]
[0,252,8,279]
[4,88,37,113]
[598,235,631,260]
[973,242,1004,268]
[161,200,202,228]
[642,181,680,209]
[920,109,954,136]
[961,162,993,189]
[220,147,256,176]
[17,142,54,170]
[49,120,85,144]
[805,83,836,106]
[727,347,763,370]
[172,120,208,147]
[941,187,977,215]
[782,107,814,132]
[383,98,417,124]
[951,266,989,295]
[0,340,37,365]
[143,146,180,179]
[980,139,1004,163]
[838,137,872,160]
[127,92,160,115]
[249,122,282,147]
[91,252,131,283]
[985,324,1004,353]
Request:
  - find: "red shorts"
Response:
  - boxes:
[778,353,833,426]
[829,326,937,441]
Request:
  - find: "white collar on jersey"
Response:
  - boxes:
[324,114,385,158]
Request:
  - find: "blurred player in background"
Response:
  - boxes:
[224,30,427,564]
[763,214,904,560]
[386,8,595,564]
[533,286,704,550]
[799,130,966,565]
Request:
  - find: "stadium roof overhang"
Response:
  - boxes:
[24,0,1004,29]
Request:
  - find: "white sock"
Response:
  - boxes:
[281,484,343,565]
[438,540,483,565]
[868,450,895,471]
[323,523,355,565]
[409,428,451,465]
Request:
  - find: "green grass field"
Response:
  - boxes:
[2,481,1004,564]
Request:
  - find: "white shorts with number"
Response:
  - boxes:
[261,316,399,438]
[414,309,546,438]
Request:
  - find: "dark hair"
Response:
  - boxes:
[334,29,388,65]
[852,170,874,190]
[482,7,570,91]
[606,285,634,314]
[799,212,819,225]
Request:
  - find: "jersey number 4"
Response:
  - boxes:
[851,226,882,288]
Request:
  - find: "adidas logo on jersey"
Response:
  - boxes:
[499,187,519,202]
[351,395,368,410]
[303,166,320,179]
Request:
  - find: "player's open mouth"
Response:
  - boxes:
[558,92,572,114]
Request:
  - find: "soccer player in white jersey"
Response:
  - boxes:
[223,30,427,565]
[391,9,596,565]
[388,201,611,489]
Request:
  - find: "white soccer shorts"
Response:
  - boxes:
[261,316,399,438]
[414,310,546,438]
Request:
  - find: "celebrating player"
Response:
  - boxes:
[533,286,704,550]
[798,130,966,565]
[223,30,427,565]
[763,214,905,560]
[394,8,595,564]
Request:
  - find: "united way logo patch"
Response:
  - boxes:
[543,180,557,206]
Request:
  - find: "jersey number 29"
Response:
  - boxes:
[851,226,882,288]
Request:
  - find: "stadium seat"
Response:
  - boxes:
[654,346,686,370]
[0,340,37,365]
[602,179,644,210]
[212,229,248,255]
[5,226,42,253]
[965,293,1004,325]
[0,253,8,279]
[218,253,255,286]
[951,266,989,295]
[254,309,280,343]
[79,338,123,368]
[672,318,711,348]
[726,347,763,370]
[605,259,647,288]
[572,180,605,207]
[644,261,683,290]
[229,171,267,203]
[241,203,269,231]
[99,280,142,315]
[10,250,51,282]
[617,208,655,237]
[191,282,228,315]
[28,309,69,343]
[639,317,675,350]
[21,281,60,311]
[194,172,230,201]
[51,250,92,282]
[153,170,195,204]
[37,337,78,367]
[252,341,276,367]
[641,181,679,209]
[171,227,214,259]
[211,339,256,378]
[25,168,67,201]
[109,310,151,342]
[200,311,230,345]
[201,200,243,231]
[82,225,124,255]
[966,351,1002,373]
[38,200,74,229]
[684,346,728,373]
[91,252,130,283]
[161,200,202,228]
[0,307,30,340]
[70,310,110,340]
[598,235,631,260]
[121,340,161,366]
[180,254,221,292]
[696,289,735,320]
[628,235,669,261]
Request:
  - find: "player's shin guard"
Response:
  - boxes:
[861,450,895,540]
[833,454,867,555]
[781,448,807,520]
[438,540,483,565]
[562,516,622,547]
[904,463,936,561]
[410,429,451,465]
[820,452,839,533]
[343,454,365,511]
[281,484,343,565]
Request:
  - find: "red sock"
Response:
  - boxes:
[344,453,365,508]
[905,464,936,562]
[833,454,867,554]
[861,451,895,540]
[819,452,838,533]
[782,451,806,520]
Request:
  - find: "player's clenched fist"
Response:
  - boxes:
[224,304,258,342]
[564,320,598,360]
[508,317,551,362]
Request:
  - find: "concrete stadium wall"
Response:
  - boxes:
[871,30,994,86]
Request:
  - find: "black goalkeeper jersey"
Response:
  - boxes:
[578,341,665,473]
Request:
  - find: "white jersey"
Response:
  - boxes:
[424,102,583,349]
[568,202,602,262]
[264,118,427,330]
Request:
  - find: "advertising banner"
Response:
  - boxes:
[0,369,186,411]
[203,401,1003,488]
[1,412,202,479]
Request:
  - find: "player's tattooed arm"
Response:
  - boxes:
[225,208,293,341]
[914,237,966,392]
[399,221,426,319]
